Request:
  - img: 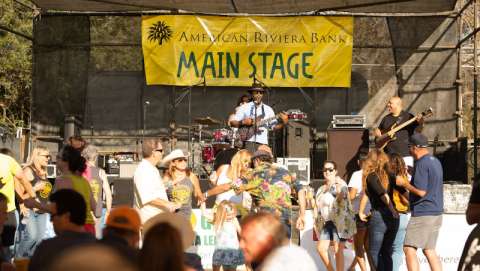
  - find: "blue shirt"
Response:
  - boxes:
[410,154,444,216]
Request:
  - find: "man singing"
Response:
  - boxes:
[230,83,287,153]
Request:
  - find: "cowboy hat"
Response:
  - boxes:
[161,149,189,165]
[248,82,265,93]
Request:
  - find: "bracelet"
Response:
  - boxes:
[204,192,208,198]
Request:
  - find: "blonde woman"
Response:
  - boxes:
[162,149,204,219]
[15,146,55,257]
[203,149,252,215]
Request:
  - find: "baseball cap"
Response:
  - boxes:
[248,82,265,93]
[251,150,272,159]
[106,206,141,233]
[409,133,429,148]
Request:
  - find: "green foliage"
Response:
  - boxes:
[0,0,33,133]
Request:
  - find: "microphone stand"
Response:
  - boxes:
[253,77,277,158]
[175,77,206,167]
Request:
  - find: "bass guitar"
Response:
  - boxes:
[375,107,433,150]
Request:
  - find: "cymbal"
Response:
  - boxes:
[194,116,222,125]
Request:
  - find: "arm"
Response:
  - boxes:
[14,168,36,198]
[234,217,241,234]
[380,193,399,218]
[358,192,369,221]
[146,199,177,212]
[190,173,205,203]
[396,176,427,198]
[205,183,232,199]
[373,127,382,137]
[296,187,307,230]
[348,187,358,202]
[100,170,113,213]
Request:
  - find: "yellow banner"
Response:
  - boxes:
[142,15,353,87]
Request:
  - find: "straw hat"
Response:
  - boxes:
[161,149,189,165]
[142,212,195,250]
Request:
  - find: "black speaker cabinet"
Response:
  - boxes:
[111,178,134,207]
[327,128,369,181]
[286,122,311,157]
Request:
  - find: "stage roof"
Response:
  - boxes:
[31,0,457,14]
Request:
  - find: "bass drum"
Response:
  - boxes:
[201,145,215,164]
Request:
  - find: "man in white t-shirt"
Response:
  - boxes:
[230,83,287,152]
[133,139,179,223]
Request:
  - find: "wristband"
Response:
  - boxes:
[204,192,208,198]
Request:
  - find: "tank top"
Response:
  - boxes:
[166,176,193,219]
[215,166,243,205]
[29,166,53,206]
[215,219,240,249]
[86,166,104,218]
[68,174,95,225]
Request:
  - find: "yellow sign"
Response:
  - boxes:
[142,15,353,87]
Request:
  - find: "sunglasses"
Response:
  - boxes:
[155,149,164,153]
[41,154,51,159]
[323,168,335,172]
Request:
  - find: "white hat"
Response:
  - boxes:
[161,149,189,165]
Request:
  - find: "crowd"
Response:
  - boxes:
[0,95,477,271]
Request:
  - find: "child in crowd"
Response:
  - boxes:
[200,201,244,271]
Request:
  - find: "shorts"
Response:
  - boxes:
[318,221,346,242]
[212,248,244,268]
[355,214,368,229]
[404,215,442,249]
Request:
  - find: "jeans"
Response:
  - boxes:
[15,210,55,258]
[368,209,399,271]
[392,213,410,271]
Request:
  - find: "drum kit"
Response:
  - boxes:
[180,116,236,173]
[179,109,308,175]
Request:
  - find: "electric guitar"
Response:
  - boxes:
[237,109,306,141]
[375,107,433,150]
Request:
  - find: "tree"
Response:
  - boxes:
[0,0,34,137]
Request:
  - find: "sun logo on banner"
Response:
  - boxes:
[147,21,173,45]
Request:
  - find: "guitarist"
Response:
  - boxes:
[374,96,424,169]
[230,83,288,152]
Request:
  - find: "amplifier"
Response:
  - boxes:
[332,115,366,128]
[276,157,310,185]
[46,164,56,179]
[119,161,139,179]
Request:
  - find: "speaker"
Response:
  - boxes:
[327,128,369,180]
[119,161,139,179]
[272,122,311,158]
[46,164,56,179]
[111,178,134,207]
[276,157,310,185]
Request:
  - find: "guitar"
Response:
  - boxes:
[375,107,433,150]
[237,109,306,142]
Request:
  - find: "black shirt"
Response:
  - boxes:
[470,182,480,204]
[365,173,388,211]
[379,110,418,157]
[29,231,96,271]
[213,148,238,171]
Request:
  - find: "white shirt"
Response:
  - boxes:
[260,245,317,271]
[215,166,243,205]
[133,159,169,223]
[348,169,371,214]
[234,101,275,144]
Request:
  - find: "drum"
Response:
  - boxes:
[213,128,233,144]
[202,145,215,163]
